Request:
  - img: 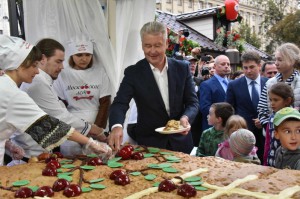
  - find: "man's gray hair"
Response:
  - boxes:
[140,21,167,41]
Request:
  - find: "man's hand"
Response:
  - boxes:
[179,116,191,135]
[108,127,123,151]
[89,124,107,142]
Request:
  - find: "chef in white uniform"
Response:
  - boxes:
[0,35,112,165]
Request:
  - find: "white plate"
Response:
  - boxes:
[155,125,190,134]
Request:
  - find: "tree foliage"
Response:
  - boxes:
[269,10,300,47]
[239,22,261,49]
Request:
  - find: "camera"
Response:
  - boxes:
[201,67,210,76]
[201,56,212,62]
[182,28,189,37]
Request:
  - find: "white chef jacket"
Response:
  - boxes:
[53,65,111,123]
[12,69,91,158]
[0,74,46,165]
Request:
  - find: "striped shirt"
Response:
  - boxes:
[257,71,299,125]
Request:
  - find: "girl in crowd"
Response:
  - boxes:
[0,35,111,165]
[258,43,300,131]
[53,38,111,156]
[215,115,247,159]
[263,82,294,166]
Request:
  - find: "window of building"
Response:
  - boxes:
[188,0,193,8]
[207,3,212,8]
[252,26,255,33]
[198,1,203,9]
[252,14,256,22]
[166,0,171,3]
[178,0,182,6]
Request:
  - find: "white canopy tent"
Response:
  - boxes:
[23,0,156,143]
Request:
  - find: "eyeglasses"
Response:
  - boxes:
[267,71,277,75]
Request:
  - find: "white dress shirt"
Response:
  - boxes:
[245,75,262,99]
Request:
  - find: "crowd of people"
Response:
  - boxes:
[0,21,299,170]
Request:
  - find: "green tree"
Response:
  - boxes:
[269,10,300,46]
[239,22,261,49]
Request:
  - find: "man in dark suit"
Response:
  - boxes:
[108,21,199,154]
[199,55,231,131]
[226,51,268,163]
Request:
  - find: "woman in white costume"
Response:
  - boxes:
[0,35,112,165]
[53,39,111,156]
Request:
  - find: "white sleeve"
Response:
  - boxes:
[99,68,111,99]
[24,78,91,135]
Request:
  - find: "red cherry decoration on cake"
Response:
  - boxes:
[87,157,103,166]
[177,183,197,197]
[53,152,64,158]
[122,145,134,152]
[131,152,144,160]
[63,184,82,197]
[34,186,54,197]
[46,160,61,169]
[114,174,130,186]
[109,169,127,180]
[53,178,70,192]
[14,187,33,198]
[117,148,132,160]
[158,179,177,192]
[42,166,57,176]
[45,156,58,163]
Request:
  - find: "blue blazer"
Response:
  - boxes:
[199,75,226,131]
[226,76,268,132]
[109,58,199,153]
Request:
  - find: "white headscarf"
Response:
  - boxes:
[0,35,33,71]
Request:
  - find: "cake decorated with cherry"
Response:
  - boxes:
[1,144,300,198]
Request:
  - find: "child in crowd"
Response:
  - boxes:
[215,115,247,159]
[264,83,294,166]
[196,102,234,157]
[274,107,300,170]
[229,129,261,164]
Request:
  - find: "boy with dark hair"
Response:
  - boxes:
[274,107,300,170]
[196,102,234,157]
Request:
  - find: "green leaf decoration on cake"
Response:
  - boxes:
[162,167,178,173]
[80,165,95,170]
[60,172,73,176]
[148,147,160,153]
[107,162,124,168]
[143,153,154,158]
[87,154,98,158]
[12,180,30,186]
[152,182,160,187]
[107,157,122,164]
[61,164,76,169]
[130,171,141,176]
[60,159,73,164]
[27,186,39,192]
[82,187,93,193]
[134,147,143,151]
[194,186,208,191]
[165,156,181,161]
[184,176,202,182]
[188,181,204,185]
[58,174,73,182]
[57,168,63,173]
[167,160,181,163]
[148,163,172,169]
[90,184,106,189]
[144,174,156,181]
[89,178,105,183]
[159,152,174,155]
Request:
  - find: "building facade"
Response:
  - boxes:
[156,0,298,49]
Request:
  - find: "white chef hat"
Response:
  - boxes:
[0,35,33,71]
[68,40,93,56]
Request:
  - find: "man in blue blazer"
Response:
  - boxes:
[226,51,268,163]
[108,21,199,154]
[199,55,231,131]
